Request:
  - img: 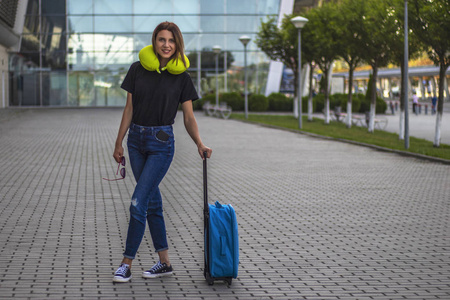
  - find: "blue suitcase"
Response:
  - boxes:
[203,153,239,285]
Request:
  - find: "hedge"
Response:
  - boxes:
[249,94,269,112]
[221,92,244,111]
[268,92,293,111]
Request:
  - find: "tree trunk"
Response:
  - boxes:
[308,62,314,122]
[368,65,378,133]
[434,62,448,147]
[346,66,354,128]
[293,65,299,118]
[399,59,405,140]
[399,109,405,140]
[324,68,330,124]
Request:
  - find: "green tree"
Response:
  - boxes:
[409,0,450,147]
[255,15,304,113]
[335,0,365,128]
[302,16,321,122]
[354,0,397,132]
[388,0,425,140]
[302,2,340,124]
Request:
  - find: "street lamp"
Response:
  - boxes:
[239,35,251,119]
[403,0,409,149]
[291,16,308,129]
[212,45,221,108]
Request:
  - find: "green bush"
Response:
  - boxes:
[195,94,216,110]
[329,93,362,113]
[376,97,387,114]
[268,92,293,111]
[330,93,347,110]
[359,94,387,114]
[249,94,269,112]
[221,92,244,111]
[313,94,325,113]
[301,96,317,113]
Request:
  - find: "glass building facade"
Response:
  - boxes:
[9,0,280,107]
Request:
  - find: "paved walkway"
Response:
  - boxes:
[0,108,449,299]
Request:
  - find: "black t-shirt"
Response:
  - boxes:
[121,61,199,126]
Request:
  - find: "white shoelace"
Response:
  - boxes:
[115,264,129,276]
[150,262,164,273]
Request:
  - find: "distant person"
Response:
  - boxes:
[412,93,419,115]
[431,96,437,114]
[110,21,212,283]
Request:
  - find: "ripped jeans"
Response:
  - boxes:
[123,123,175,259]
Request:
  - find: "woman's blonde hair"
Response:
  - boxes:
[152,22,187,67]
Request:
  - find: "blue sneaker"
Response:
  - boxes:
[142,261,173,278]
[113,263,132,282]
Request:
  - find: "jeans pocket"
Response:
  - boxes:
[155,130,170,143]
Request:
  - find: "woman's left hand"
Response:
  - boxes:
[198,144,212,160]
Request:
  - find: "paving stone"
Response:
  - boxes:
[0,108,449,299]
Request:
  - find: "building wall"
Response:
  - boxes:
[9,0,282,107]
[0,45,9,108]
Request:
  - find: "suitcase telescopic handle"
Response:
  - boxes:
[203,151,208,214]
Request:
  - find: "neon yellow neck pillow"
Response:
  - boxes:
[138,45,190,75]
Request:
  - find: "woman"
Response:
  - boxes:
[112,21,212,283]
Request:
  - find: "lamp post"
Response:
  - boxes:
[212,45,221,108]
[403,0,409,149]
[239,35,251,119]
[291,16,308,129]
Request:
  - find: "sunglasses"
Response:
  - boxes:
[103,156,126,181]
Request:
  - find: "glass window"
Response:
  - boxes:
[173,15,199,33]
[133,0,173,14]
[94,0,132,14]
[199,34,225,50]
[227,0,255,14]
[41,0,66,15]
[68,50,96,71]
[39,16,66,34]
[68,0,93,14]
[200,0,224,14]
[182,33,202,52]
[21,35,41,52]
[95,16,133,33]
[134,16,168,33]
[201,16,224,33]
[44,33,66,52]
[42,50,66,69]
[24,14,40,34]
[226,34,256,51]
[68,71,94,106]
[173,0,199,14]
[94,33,134,52]
[257,0,280,15]
[226,16,256,33]
[93,72,127,106]
[42,71,67,105]
[134,34,152,51]
[94,52,135,71]
[68,16,94,33]
[68,33,95,52]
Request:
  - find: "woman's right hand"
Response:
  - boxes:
[113,144,124,163]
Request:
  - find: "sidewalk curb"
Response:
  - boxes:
[234,119,450,165]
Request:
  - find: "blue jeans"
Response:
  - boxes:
[123,123,175,259]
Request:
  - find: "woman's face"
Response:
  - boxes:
[155,29,176,66]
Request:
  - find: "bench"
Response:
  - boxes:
[351,114,365,126]
[365,112,388,130]
[328,107,347,122]
[202,101,232,119]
